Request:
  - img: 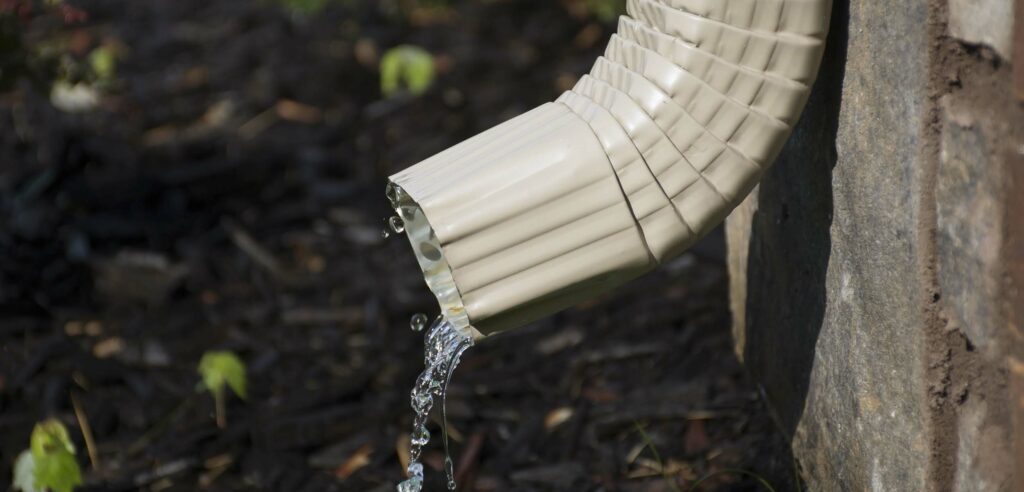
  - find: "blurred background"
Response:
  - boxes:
[0,1,793,490]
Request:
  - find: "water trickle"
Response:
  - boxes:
[397,316,473,492]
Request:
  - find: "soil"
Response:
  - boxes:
[0,1,793,490]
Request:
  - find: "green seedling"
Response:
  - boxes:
[379,45,435,98]
[198,350,247,428]
[586,0,625,22]
[12,419,82,492]
[87,45,116,84]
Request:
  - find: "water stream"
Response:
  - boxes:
[397,314,473,492]
[385,189,475,491]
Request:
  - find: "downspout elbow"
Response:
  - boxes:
[389,0,832,340]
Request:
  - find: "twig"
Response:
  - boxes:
[71,392,100,470]
[223,219,306,286]
[133,458,196,487]
[224,220,286,277]
[215,391,226,429]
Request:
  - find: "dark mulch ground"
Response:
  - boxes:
[0,1,794,490]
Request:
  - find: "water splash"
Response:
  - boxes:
[398,316,473,492]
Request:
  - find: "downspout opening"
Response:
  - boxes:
[386,181,483,341]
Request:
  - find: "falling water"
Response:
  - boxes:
[397,315,473,492]
[385,183,474,490]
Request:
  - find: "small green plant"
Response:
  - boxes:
[198,350,247,428]
[585,0,625,22]
[379,45,435,98]
[12,419,83,492]
[87,45,116,84]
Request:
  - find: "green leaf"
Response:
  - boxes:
[34,451,81,492]
[30,420,75,458]
[25,420,82,492]
[88,46,116,82]
[198,350,247,400]
[379,45,435,98]
[12,450,40,492]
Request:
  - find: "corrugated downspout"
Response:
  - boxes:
[389,0,833,339]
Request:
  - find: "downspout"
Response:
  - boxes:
[388,0,833,340]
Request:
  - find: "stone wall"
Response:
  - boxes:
[725,0,1023,490]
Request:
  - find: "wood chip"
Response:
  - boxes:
[334,443,373,480]
[354,38,378,67]
[275,99,322,124]
[395,434,411,473]
[93,337,125,358]
[544,407,574,431]
[203,454,233,470]
[84,321,103,336]
[65,321,84,336]
[684,419,710,455]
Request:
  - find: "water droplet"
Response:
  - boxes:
[389,215,405,234]
[445,457,456,490]
[410,313,428,332]
[411,425,429,446]
[385,183,401,208]
[381,228,391,239]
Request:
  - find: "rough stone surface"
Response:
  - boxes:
[728,0,1024,489]
[727,1,932,489]
[948,0,1014,60]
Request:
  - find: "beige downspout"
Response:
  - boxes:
[388,0,833,339]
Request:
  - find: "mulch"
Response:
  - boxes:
[0,1,794,490]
